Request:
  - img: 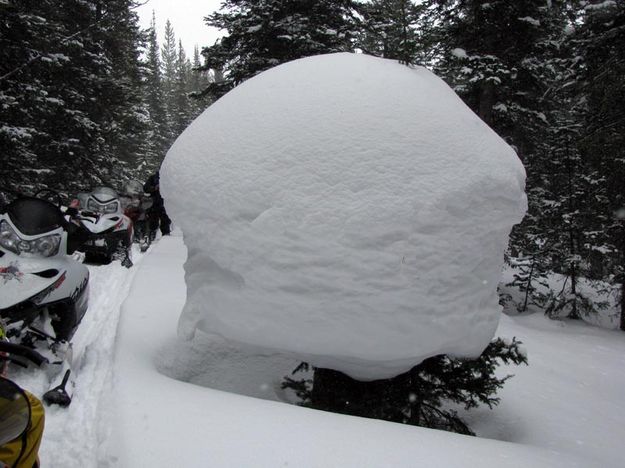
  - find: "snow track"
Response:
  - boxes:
[12,246,145,468]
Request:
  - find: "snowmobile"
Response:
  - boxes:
[119,180,154,253]
[0,191,89,406]
[75,187,133,267]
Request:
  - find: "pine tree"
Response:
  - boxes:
[515,1,614,322]
[282,338,527,434]
[171,40,192,136]
[189,45,211,116]
[199,0,358,100]
[0,0,148,194]
[95,0,151,182]
[1,0,100,192]
[421,1,612,320]
[355,0,426,65]
[519,5,593,320]
[143,11,169,169]
[426,0,563,140]
[576,0,625,328]
[160,19,177,143]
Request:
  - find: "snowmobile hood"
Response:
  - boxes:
[79,213,128,234]
[0,254,69,310]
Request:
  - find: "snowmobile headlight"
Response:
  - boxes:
[0,221,61,257]
[0,220,20,255]
[87,199,100,212]
[34,234,61,257]
[103,201,118,214]
[18,240,33,254]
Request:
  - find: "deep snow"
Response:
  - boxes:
[162,53,527,379]
[10,235,624,467]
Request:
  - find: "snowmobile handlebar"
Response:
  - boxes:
[0,341,48,368]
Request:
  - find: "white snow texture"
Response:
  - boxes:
[161,52,527,380]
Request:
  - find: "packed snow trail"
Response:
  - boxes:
[12,247,144,467]
[103,235,584,468]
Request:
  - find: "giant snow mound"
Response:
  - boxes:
[161,52,527,380]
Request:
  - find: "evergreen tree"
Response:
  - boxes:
[95,0,150,182]
[422,1,611,320]
[283,338,527,434]
[0,0,148,194]
[172,40,192,136]
[143,11,169,169]
[426,0,563,142]
[189,45,211,116]
[199,0,358,100]
[160,18,177,142]
[504,255,550,314]
[355,0,426,65]
[576,0,625,328]
[513,1,613,321]
[518,3,596,320]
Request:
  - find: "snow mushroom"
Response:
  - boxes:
[161,52,527,380]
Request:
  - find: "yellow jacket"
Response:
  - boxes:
[0,390,45,468]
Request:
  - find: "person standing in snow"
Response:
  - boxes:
[143,171,171,237]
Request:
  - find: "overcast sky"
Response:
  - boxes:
[136,0,224,55]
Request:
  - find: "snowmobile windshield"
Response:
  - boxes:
[90,187,118,204]
[6,197,65,236]
[0,377,30,446]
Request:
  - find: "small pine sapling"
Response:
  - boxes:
[282,337,528,435]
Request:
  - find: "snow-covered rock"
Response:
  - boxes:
[161,52,526,380]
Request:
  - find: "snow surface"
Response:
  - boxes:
[11,251,142,467]
[584,0,617,12]
[517,16,541,27]
[161,52,527,379]
[8,235,625,467]
[452,47,468,58]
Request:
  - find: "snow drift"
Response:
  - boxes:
[161,52,526,379]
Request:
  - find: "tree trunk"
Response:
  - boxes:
[478,80,496,126]
[310,367,413,421]
[621,224,625,331]
[569,250,579,319]
[565,141,579,320]
[521,258,536,313]
[620,279,625,331]
[399,0,409,65]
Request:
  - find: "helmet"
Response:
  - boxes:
[0,377,30,445]
[124,180,143,196]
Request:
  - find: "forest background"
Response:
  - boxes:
[1,0,624,330]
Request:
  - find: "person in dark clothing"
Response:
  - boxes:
[64,204,91,254]
[143,171,171,237]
